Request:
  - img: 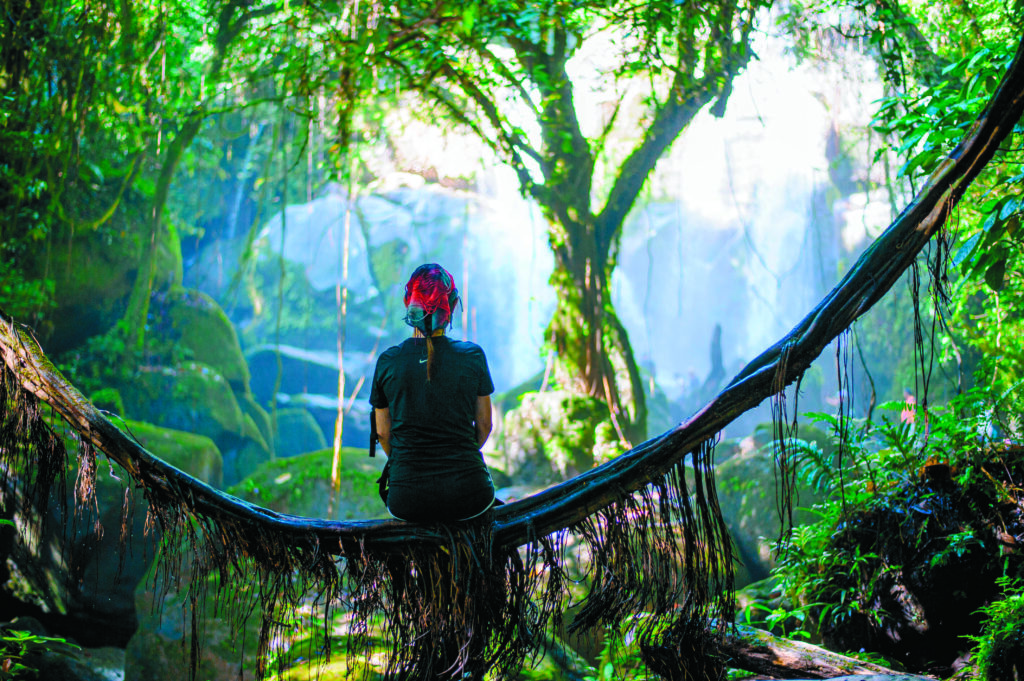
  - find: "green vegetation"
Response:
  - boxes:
[4,0,1024,678]
[761,389,1024,671]
[971,577,1024,681]
[0,628,79,681]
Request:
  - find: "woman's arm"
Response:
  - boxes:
[475,395,492,448]
[375,407,392,455]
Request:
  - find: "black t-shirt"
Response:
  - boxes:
[369,336,494,483]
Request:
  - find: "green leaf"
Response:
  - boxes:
[985,257,1007,291]
[953,232,982,271]
[999,197,1020,220]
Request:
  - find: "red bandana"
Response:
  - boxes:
[403,264,458,333]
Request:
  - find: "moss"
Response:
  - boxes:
[121,419,223,486]
[228,447,386,521]
[500,390,619,484]
[159,287,250,391]
[89,387,125,416]
[239,393,275,454]
[974,580,1024,681]
[128,362,246,443]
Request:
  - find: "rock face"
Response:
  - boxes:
[273,407,328,459]
[120,286,274,486]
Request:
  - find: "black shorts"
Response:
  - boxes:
[387,467,495,522]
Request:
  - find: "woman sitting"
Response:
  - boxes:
[369,263,496,522]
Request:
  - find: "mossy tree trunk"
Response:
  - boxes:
[122,0,268,354]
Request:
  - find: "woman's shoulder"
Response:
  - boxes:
[446,339,486,356]
[377,339,417,363]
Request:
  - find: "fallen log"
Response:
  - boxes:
[720,624,934,680]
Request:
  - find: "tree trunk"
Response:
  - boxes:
[548,228,647,444]
[720,624,928,679]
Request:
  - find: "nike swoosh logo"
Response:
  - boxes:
[419,358,428,364]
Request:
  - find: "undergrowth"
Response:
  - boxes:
[762,386,1024,674]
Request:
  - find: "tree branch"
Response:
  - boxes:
[720,623,928,679]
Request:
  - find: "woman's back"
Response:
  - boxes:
[369,263,496,522]
[371,336,492,473]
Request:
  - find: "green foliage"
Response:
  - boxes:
[770,386,1024,650]
[863,6,1024,396]
[971,577,1024,681]
[0,629,79,681]
[581,623,651,681]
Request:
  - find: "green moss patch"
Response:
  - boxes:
[229,447,386,521]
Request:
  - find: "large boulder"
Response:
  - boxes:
[45,216,183,355]
[155,286,251,392]
[273,407,328,458]
[229,447,385,521]
[123,361,271,485]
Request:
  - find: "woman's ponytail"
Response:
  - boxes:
[424,316,436,381]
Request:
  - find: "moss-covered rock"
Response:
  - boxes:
[229,447,386,521]
[126,361,246,442]
[88,387,125,416]
[500,390,622,485]
[123,419,223,487]
[221,439,272,488]
[156,287,251,392]
[975,584,1024,681]
[240,393,275,453]
[274,407,328,458]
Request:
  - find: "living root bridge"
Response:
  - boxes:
[2,33,1024,681]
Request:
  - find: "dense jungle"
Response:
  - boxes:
[2,0,1024,679]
